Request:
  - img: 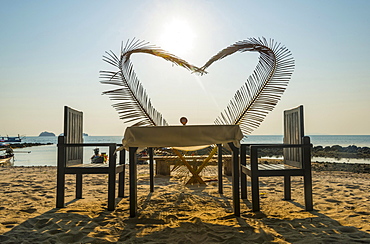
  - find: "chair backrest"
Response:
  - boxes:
[64,106,83,166]
[283,105,304,168]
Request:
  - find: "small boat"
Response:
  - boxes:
[0,153,14,166]
[0,135,22,143]
[0,147,15,166]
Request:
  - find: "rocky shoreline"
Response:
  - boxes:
[247,145,370,159]
[311,161,370,174]
[257,158,370,174]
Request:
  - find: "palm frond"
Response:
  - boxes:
[202,37,295,135]
[100,38,204,127]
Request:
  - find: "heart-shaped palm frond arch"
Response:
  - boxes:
[202,37,295,135]
[100,39,203,127]
[101,37,294,136]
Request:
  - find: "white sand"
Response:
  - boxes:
[0,165,369,243]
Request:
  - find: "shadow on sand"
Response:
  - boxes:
[1,174,370,243]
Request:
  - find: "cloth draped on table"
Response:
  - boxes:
[121,125,243,151]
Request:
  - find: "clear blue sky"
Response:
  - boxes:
[1,0,369,136]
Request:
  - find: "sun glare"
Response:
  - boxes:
[159,18,196,56]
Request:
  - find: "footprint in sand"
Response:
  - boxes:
[324,199,342,203]
[20,208,37,214]
[1,220,18,228]
[345,185,360,189]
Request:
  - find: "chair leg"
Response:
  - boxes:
[56,137,65,208]
[56,172,65,208]
[240,145,247,199]
[241,173,248,199]
[303,137,313,211]
[108,144,117,211]
[284,176,291,200]
[118,169,124,198]
[250,146,260,212]
[108,172,116,211]
[129,147,138,217]
[76,174,83,199]
[304,172,313,211]
[118,150,125,198]
[251,174,260,211]
[228,142,240,217]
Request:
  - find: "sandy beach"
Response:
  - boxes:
[0,164,369,243]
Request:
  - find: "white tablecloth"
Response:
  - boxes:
[122,125,243,150]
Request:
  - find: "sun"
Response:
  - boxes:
[159,18,196,56]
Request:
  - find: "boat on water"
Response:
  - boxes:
[0,135,22,143]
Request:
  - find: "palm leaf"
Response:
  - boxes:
[100,38,204,127]
[202,37,295,135]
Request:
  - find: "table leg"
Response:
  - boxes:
[217,144,223,194]
[149,147,154,192]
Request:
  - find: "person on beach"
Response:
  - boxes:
[91,148,105,164]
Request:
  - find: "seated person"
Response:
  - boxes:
[91,148,105,164]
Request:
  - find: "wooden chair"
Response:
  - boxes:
[56,106,125,211]
[240,105,313,212]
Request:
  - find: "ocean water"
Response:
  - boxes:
[6,135,370,166]
[11,136,123,167]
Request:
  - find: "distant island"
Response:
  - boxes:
[58,133,89,136]
[39,131,56,137]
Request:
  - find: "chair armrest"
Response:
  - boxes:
[61,143,117,147]
[245,143,311,149]
[244,141,312,170]
[58,142,119,166]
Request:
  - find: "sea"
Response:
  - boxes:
[6,135,370,166]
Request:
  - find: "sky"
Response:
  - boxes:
[1,0,369,136]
